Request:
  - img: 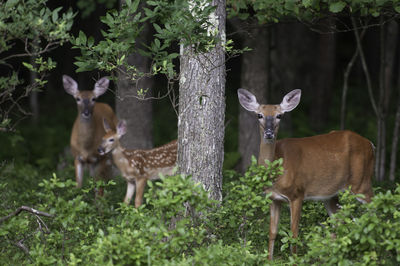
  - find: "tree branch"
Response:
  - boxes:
[0,206,54,224]
[351,17,378,117]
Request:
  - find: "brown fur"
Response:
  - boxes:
[99,121,177,207]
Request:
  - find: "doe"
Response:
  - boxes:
[238,88,374,260]
[63,75,117,194]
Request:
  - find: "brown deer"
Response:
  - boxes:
[63,75,118,194]
[98,119,177,207]
[237,88,374,260]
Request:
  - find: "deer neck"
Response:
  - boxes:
[76,117,96,146]
[111,142,126,161]
[259,141,276,164]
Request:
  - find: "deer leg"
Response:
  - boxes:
[289,198,303,254]
[324,195,340,216]
[268,200,282,260]
[74,157,84,188]
[93,157,112,197]
[134,178,147,208]
[124,181,136,205]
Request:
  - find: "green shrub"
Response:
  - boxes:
[2,157,399,265]
[211,157,282,252]
[296,186,400,265]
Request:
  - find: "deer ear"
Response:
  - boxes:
[103,118,112,133]
[93,77,109,98]
[280,89,301,113]
[63,75,78,96]
[117,120,127,137]
[238,88,260,112]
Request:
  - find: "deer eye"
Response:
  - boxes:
[91,97,96,102]
[76,97,81,102]
[257,114,263,119]
[109,138,114,142]
[276,114,282,119]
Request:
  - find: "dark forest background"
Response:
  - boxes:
[2,0,399,183]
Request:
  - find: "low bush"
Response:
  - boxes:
[1,157,399,265]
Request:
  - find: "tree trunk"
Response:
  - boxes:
[376,19,397,181]
[340,29,366,130]
[178,0,225,201]
[116,1,153,149]
[386,21,399,182]
[238,23,269,172]
[389,88,400,182]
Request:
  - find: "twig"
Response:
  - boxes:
[340,28,366,130]
[0,206,54,224]
[351,17,378,117]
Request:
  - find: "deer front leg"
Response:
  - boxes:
[124,181,136,205]
[268,200,282,260]
[74,157,84,188]
[134,178,147,208]
[93,157,112,197]
[289,198,303,254]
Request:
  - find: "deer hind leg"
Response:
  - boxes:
[74,157,84,188]
[289,197,303,254]
[350,155,374,204]
[324,195,340,216]
[134,178,147,208]
[268,200,282,260]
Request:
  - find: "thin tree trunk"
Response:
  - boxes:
[29,47,39,123]
[116,1,153,149]
[351,17,381,180]
[389,87,400,181]
[178,0,225,201]
[340,29,366,130]
[238,23,269,172]
[376,19,397,181]
[383,20,399,182]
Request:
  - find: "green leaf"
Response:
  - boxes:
[78,31,87,45]
[52,9,59,23]
[153,23,163,34]
[329,1,346,13]
[22,62,34,71]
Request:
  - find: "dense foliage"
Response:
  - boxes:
[1,156,399,265]
[0,0,74,130]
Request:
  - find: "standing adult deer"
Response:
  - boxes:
[237,88,374,260]
[98,119,177,207]
[63,75,118,194]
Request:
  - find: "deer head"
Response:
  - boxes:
[63,75,110,120]
[98,119,126,155]
[238,88,301,143]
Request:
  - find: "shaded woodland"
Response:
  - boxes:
[1,0,400,264]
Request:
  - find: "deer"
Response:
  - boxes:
[63,75,118,195]
[98,119,177,207]
[237,88,374,260]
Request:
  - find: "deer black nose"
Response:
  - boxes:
[98,147,105,155]
[264,129,274,139]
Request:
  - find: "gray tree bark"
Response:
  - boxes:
[238,23,269,173]
[178,0,225,201]
[116,1,153,150]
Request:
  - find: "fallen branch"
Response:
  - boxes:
[0,206,54,224]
